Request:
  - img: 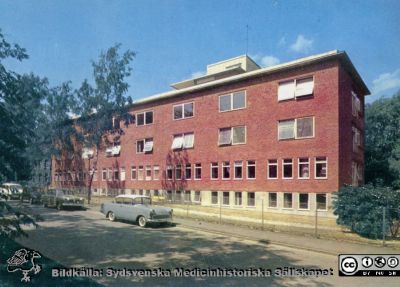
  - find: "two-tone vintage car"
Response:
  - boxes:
[42,189,85,210]
[100,195,173,227]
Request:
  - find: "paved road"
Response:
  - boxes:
[12,205,400,287]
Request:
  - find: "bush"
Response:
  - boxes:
[334,185,400,239]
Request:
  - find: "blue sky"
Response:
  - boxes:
[1,0,399,103]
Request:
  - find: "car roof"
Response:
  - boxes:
[115,195,150,200]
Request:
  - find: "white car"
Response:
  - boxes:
[0,182,23,200]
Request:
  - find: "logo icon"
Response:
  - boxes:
[341,257,358,274]
[7,249,42,282]
[362,256,373,268]
[387,257,399,268]
[374,256,386,268]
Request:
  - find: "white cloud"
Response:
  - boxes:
[191,71,205,78]
[278,36,286,47]
[290,35,313,53]
[260,55,280,67]
[372,69,400,95]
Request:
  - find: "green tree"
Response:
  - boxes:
[74,44,135,203]
[365,92,400,188]
[334,185,400,239]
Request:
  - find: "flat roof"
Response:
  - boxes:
[131,50,370,108]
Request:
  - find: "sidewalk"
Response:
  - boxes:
[173,217,400,255]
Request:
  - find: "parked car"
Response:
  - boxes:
[100,195,173,227]
[42,189,85,210]
[20,187,43,204]
[0,183,24,200]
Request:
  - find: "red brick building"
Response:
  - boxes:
[52,50,369,216]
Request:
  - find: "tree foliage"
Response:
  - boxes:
[73,44,135,203]
[365,92,400,188]
[334,185,400,238]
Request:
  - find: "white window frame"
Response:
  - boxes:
[175,164,182,180]
[194,163,202,180]
[283,192,293,209]
[268,192,278,208]
[136,110,154,126]
[185,163,192,180]
[166,165,173,181]
[282,159,293,179]
[222,191,230,206]
[316,193,328,211]
[120,167,126,181]
[173,102,194,120]
[234,192,242,206]
[145,165,152,181]
[278,117,315,140]
[267,160,278,179]
[218,126,246,146]
[102,169,107,181]
[137,166,144,181]
[246,160,256,180]
[315,157,328,179]
[247,192,255,207]
[298,193,309,210]
[153,165,160,181]
[171,133,194,150]
[278,76,314,102]
[234,161,243,180]
[298,158,310,179]
[219,90,246,112]
[211,191,219,205]
[136,138,153,154]
[222,161,230,180]
[211,162,219,180]
[131,166,137,180]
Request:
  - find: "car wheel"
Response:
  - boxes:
[108,212,116,222]
[57,203,62,210]
[138,216,147,227]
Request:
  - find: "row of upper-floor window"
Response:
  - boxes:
[130,76,315,127]
[54,157,328,183]
[100,116,316,158]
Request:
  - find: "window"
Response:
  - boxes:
[120,167,126,181]
[131,166,137,180]
[138,166,144,180]
[282,159,293,179]
[173,102,194,120]
[316,194,327,210]
[175,190,182,202]
[315,157,327,179]
[113,169,119,181]
[184,190,191,202]
[222,161,230,179]
[107,168,112,181]
[166,165,173,180]
[268,193,277,208]
[268,160,278,179]
[136,111,153,126]
[283,193,293,208]
[171,133,194,150]
[93,169,98,181]
[194,163,202,180]
[298,158,310,179]
[299,193,309,209]
[145,165,152,180]
[102,169,107,181]
[278,117,314,140]
[234,161,243,179]
[352,127,361,152]
[235,192,242,206]
[194,191,201,202]
[247,160,256,179]
[185,163,191,180]
[211,162,219,180]
[153,166,160,180]
[218,126,246,145]
[278,77,314,101]
[211,191,218,204]
[223,192,230,205]
[219,90,246,112]
[136,138,153,154]
[352,91,361,117]
[175,164,182,180]
[247,192,255,207]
